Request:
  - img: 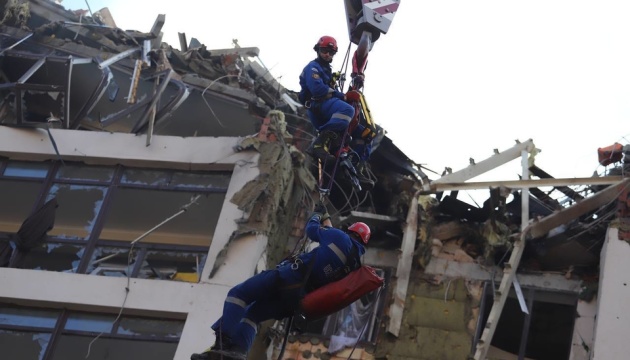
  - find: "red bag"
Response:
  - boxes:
[598,143,623,166]
[300,265,384,320]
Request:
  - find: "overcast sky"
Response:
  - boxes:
[61,0,629,201]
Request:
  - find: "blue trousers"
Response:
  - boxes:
[307,97,354,134]
[211,265,304,352]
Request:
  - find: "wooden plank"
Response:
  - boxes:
[386,192,419,337]
[425,139,535,189]
[527,178,630,239]
[474,232,527,359]
[424,176,622,193]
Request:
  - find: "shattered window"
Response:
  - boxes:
[137,249,206,282]
[51,336,177,360]
[0,304,58,360]
[117,316,184,337]
[0,331,51,360]
[171,171,231,189]
[85,246,135,277]
[121,169,171,186]
[20,242,84,272]
[50,311,181,360]
[0,180,41,233]
[2,160,228,277]
[46,184,107,239]
[55,164,115,182]
[0,305,59,328]
[65,313,114,333]
[121,168,231,189]
[3,161,49,178]
[99,189,221,246]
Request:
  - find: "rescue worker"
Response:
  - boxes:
[190,203,370,360]
[299,36,373,186]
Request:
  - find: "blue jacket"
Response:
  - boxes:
[300,213,365,288]
[298,58,345,104]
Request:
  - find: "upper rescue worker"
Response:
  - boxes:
[298,36,370,179]
[190,202,370,360]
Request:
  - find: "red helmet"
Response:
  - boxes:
[313,35,338,52]
[348,222,370,244]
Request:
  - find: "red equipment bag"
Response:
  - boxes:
[300,265,384,320]
[598,143,623,166]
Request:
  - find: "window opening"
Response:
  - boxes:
[55,164,115,182]
[0,180,42,233]
[46,184,107,240]
[99,189,221,246]
[478,285,577,360]
[3,161,49,178]
[0,304,60,360]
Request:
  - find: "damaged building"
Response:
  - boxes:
[0,1,629,360]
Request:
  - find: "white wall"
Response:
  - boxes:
[592,227,630,360]
[570,298,597,360]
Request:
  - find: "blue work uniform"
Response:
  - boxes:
[211,213,365,353]
[299,58,355,134]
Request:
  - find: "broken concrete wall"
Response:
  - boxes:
[230,111,317,269]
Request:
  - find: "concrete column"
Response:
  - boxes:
[592,227,630,359]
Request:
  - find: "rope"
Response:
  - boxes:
[84,194,201,358]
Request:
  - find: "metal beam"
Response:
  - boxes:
[17,57,45,84]
[98,48,140,69]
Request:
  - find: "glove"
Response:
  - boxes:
[352,73,364,90]
[345,90,361,103]
[313,202,327,215]
[309,212,322,222]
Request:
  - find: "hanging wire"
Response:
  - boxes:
[201,74,244,128]
[85,194,201,358]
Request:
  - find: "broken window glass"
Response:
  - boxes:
[100,189,222,246]
[51,336,177,360]
[0,330,51,360]
[20,242,84,273]
[3,161,49,178]
[171,171,231,189]
[64,313,114,333]
[0,305,59,328]
[138,249,206,282]
[121,168,171,186]
[55,164,115,182]
[46,184,107,239]
[0,180,42,233]
[86,246,135,277]
[117,316,184,337]
[0,304,58,360]
[121,168,231,189]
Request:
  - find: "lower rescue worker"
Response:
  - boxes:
[298,35,372,185]
[190,202,371,360]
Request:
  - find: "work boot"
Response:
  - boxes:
[191,333,237,360]
[190,346,247,360]
[191,349,246,360]
[309,130,338,164]
[209,348,247,360]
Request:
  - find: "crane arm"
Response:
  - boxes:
[344,0,401,89]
